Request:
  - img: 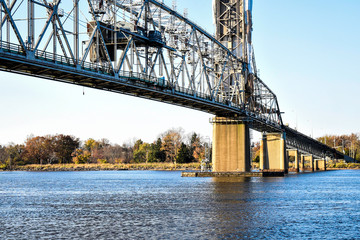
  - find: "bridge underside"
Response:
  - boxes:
[0,48,282,134]
[0,53,229,115]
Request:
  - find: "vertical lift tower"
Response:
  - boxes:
[212,0,254,172]
[212,0,287,173]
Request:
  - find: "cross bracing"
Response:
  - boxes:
[0,0,283,132]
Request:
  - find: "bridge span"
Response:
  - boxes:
[0,0,347,173]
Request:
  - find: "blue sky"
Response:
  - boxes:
[0,0,359,145]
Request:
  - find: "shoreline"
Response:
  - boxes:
[1,163,359,172]
[0,163,202,172]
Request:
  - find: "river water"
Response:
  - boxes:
[0,170,359,239]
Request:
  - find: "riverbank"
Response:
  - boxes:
[1,162,359,172]
[327,162,360,169]
[1,162,202,171]
[287,162,360,170]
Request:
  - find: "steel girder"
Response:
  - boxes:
[0,0,282,132]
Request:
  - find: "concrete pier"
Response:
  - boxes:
[260,132,288,173]
[288,149,300,172]
[212,117,250,172]
[303,155,314,172]
[300,155,305,172]
[316,159,327,171]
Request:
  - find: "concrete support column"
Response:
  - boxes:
[316,159,327,171]
[260,135,268,170]
[304,155,314,172]
[287,149,300,172]
[310,155,314,172]
[300,155,305,172]
[260,132,288,173]
[212,117,250,172]
[315,159,319,171]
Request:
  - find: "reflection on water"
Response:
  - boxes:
[210,177,257,239]
[212,176,252,183]
[1,170,360,239]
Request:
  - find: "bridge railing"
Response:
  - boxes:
[34,49,76,67]
[0,41,78,69]
[0,41,25,55]
[120,71,160,84]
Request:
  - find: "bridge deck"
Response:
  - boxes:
[0,41,281,133]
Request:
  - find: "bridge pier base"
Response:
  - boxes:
[303,155,314,172]
[300,155,306,172]
[260,132,288,173]
[212,117,251,172]
[287,149,300,172]
[315,159,327,171]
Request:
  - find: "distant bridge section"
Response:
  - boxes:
[284,126,345,160]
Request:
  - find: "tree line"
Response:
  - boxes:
[0,128,210,169]
[317,133,360,161]
[2,132,357,169]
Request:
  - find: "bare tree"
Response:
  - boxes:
[160,128,184,163]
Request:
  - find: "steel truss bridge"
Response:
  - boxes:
[0,0,345,160]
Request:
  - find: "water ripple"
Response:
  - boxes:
[0,170,359,239]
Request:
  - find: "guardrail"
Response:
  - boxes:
[0,41,25,55]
